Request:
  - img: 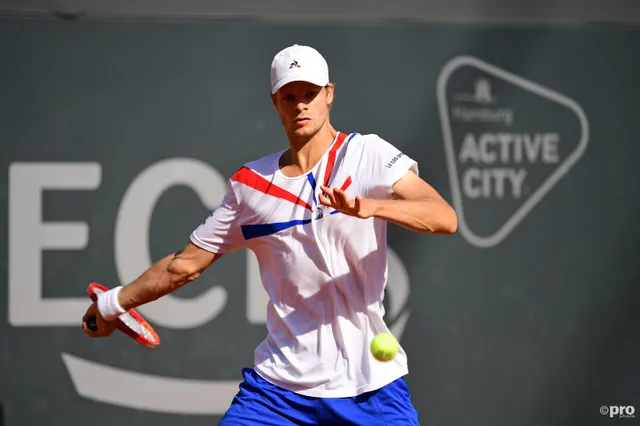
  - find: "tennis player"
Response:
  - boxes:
[82,44,457,425]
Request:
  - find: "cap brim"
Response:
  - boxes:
[271,74,328,94]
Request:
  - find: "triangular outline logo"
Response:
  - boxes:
[437,56,590,248]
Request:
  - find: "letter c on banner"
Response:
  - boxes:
[114,158,227,329]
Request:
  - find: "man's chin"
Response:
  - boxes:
[292,126,316,138]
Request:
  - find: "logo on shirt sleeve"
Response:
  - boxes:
[386,152,405,169]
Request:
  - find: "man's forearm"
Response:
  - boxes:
[371,197,457,234]
[116,252,192,311]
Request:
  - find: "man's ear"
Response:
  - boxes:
[271,93,278,110]
[326,83,335,109]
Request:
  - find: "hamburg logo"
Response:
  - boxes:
[437,56,589,248]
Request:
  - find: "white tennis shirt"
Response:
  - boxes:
[190,131,418,398]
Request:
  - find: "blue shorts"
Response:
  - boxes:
[219,368,420,425]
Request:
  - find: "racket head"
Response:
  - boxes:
[87,282,161,348]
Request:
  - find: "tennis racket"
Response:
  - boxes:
[84,282,161,348]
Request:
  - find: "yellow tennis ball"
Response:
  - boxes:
[370,332,399,362]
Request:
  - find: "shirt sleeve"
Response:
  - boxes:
[359,135,419,199]
[190,180,245,253]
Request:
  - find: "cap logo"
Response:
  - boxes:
[289,60,301,69]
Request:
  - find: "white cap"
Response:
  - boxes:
[270,44,330,94]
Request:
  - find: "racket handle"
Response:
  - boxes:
[84,315,98,332]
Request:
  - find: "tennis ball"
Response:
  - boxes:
[370,332,399,362]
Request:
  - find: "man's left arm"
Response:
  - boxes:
[321,169,457,234]
[370,170,457,234]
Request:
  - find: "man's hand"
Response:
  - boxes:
[320,171,457,234]
[319,185,380,219]
[82,301,117,338]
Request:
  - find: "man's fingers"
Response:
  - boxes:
[319,186,356,210]
[319,192,330,206]
[319,187,333,206]
[324,189,337,205]
[82,308,116,338]
[333,189,346,205]
[82,314,95,333]
[335,189,354,209]
[97,315,116,335]
[82,321,102,337]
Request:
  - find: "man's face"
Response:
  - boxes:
[272,81,334,139]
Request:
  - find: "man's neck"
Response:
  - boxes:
[280,123,337,176]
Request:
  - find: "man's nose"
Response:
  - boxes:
[294,102,307,113]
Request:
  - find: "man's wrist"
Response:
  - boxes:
[97,286,127,320]
[369,198,388,218]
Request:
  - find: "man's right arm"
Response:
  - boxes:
[90,175,245,326]
[116,241,222,311]
[115,175,248,312]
